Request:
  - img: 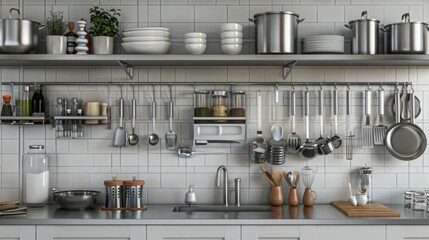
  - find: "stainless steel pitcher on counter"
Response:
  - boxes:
[358,165,373,202]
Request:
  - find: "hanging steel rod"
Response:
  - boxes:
[0,81,412,87]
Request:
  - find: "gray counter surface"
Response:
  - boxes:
[0,204,428,225]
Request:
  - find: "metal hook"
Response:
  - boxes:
[367,82,371,90]
[394,82,399,93]
[305,83,309,90]
[379,82,383,90]
[319,83,323,90]
[292,83,295,90]
[334,83,337,90]
[347,83,350,91]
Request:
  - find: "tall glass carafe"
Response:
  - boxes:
[23,145,49,206]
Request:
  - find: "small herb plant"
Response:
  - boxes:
[46,11,66,35]
[89,6,121,37]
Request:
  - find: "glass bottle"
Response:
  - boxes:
[64,21,78,54]
[55,98,64,138]
[1,95,13,123]
[21,86,32,122]
[32,85,45,124]
[23,145,49,207]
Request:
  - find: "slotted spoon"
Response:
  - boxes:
[165,84,177,151]
[362,88,374,148]
[373,87,387,146]
[286,89,301,153]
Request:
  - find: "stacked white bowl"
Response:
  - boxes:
[121,27,170,54]
[184,32,207,55]
[220,23,243,55]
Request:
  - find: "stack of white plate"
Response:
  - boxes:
[184,32,207,55]
[302,35,344,54]
[121,27,170,54]
[220,23,243,55]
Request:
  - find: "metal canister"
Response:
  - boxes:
[124,178,145,209]
[104,178,124,209]
[345,11,380,54]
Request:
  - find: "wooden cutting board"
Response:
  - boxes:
[331,201,400,217]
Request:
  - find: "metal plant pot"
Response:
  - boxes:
[46,35,67,54]
[93,36,114,54]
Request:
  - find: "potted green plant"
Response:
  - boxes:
[46,11,67,54]
[89,6,120,54]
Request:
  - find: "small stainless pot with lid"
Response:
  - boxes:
[382,13,428,54]
[249,11,304,54]
[345,11,380,54]
[0,8,44,54]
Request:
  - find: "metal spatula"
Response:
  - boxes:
[373,88,387,146]
[165,84,177,151]
[362,88,373,148]
[286,89,301,153]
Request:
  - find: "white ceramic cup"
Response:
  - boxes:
[85,102,100,124]
[355,194,368,206]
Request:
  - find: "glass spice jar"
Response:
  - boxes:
[194,90,210,115]
[1,95,13,123]
[230,91,246,123]
[211,91,228,122]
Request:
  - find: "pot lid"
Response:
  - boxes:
[348,10,380,24]
[253,11,299,18]
[384,12,428,28]
[104,176,124,186]
[124,179,145,186]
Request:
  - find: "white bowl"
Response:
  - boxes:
[220,23,243,32]
[184,38,207,44]
[123,27,170,32]
[122,42,170,54]
[184,32,207,39]
[123,30,170,37]
[220,31,243,39]
[221,38,243,45]
[221,44,242,55]
[122,36,170,42]
[185,43,207,55]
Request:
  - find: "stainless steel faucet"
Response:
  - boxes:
[216,165,229,207]
[215,165,241,207]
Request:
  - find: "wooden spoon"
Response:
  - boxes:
[260,165,275,186]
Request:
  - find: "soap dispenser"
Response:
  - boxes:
[185,185,197,206]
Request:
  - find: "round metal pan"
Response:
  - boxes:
[385,89,426,161]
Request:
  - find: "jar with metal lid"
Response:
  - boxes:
[124,177,145,209]
[194,91,210,123]
[412,191,427,211]
[211,91,228,120]
[104,177,124,209]
[230,90,246,118]
[23,145,49,206]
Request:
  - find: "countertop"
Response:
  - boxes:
[1,204,428,225]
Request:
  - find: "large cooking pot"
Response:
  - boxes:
[0,8,43,54]
[345,11,380,55]
[250,11,304,54]
[382,13,428,54]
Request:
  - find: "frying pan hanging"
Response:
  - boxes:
[385,86,426,161]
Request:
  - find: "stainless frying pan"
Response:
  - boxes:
[385,87,426,161]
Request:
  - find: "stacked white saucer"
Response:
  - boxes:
[121,27,170,54]
[184,32,207,55]
[220,23,243,55]
[302,35,344,54]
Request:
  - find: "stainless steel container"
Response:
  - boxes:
[250,11,304,54]
[124,178,145,209]
[345,11,380,54]
[383,13,428,54]
[104,178,123,209]
[358,165,373,202]
[0,8,43,54]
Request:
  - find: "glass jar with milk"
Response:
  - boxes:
[23,145,49,206]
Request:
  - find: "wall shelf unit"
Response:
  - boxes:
[0,54,428,67]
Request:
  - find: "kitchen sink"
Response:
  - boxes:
[173,205,272,213]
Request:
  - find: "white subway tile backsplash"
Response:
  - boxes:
[318,6,344,22]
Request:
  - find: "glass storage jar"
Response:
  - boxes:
[412,191,427,211]
[23,145,49,206]
[194,90,210,118]
[211,91,228,121]
[230,91,246,123]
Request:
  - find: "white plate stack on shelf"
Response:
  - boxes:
[121,27,171,54]
[184,32,207,55]
[302,35,344,54]
[220,23,243,55]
